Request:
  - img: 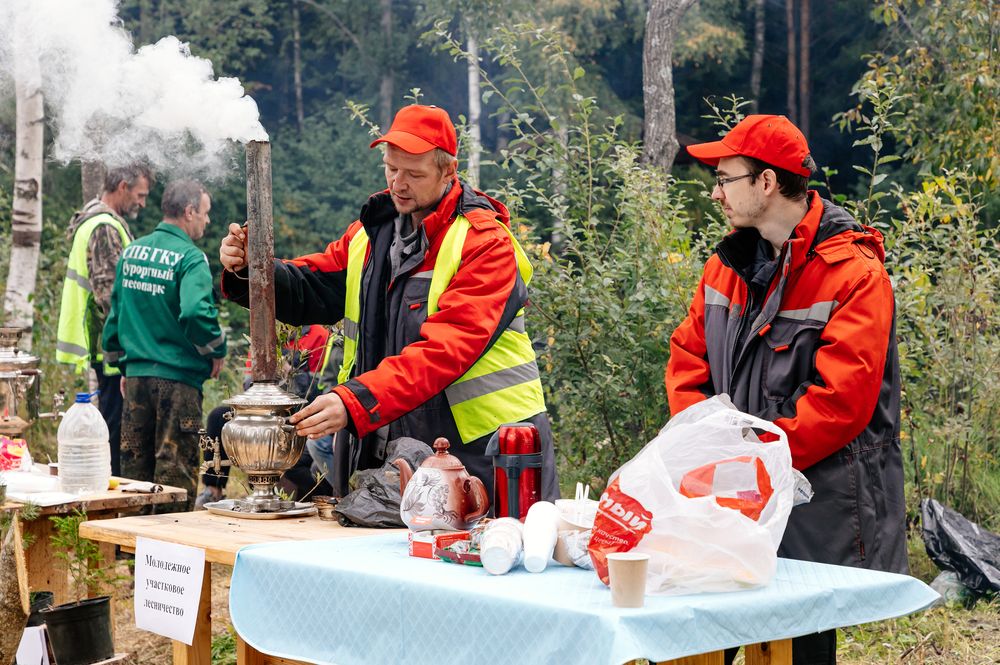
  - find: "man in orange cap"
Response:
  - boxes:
[666,115,906,664]
[219,105,558,507]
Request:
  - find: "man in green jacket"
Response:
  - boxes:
[104,179,227,508]
[57,163,153,476]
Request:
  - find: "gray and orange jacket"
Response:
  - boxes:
[667,193,907,573]
[222,178,558,501]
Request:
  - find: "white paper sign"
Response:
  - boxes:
[134,536,206,645]
[16,626,50,665]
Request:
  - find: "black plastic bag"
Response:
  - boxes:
[334,437,432,528]
[921,498,1000,596]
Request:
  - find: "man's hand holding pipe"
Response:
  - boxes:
[220,222,248,272]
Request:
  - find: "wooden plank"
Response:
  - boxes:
[656,651,725,665]
[3,480,187,516]
[237,636,309,665]
[744,639,792,665]
[79,511,397,566]
[23,516,71,604]
[172,562,212,665]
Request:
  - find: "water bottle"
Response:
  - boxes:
[57,392,111,494]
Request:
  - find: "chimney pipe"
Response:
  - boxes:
[245,140,277,382]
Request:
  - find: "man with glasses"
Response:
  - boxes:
[666,115,906,665]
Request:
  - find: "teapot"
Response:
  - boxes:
[393,437,490,531]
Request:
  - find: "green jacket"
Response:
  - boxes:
[103,222,227,388]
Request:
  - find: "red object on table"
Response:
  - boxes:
[488,423,542,520]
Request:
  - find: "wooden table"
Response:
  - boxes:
[79,511,792,665]
[4,480,187,604]
[79,510,389,665]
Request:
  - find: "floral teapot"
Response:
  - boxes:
[393,437,490,531]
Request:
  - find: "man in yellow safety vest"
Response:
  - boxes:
[218,105,559,502]
[56,163,153,475]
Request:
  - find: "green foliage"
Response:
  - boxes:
[869,0,998,203]
[444,24,720,487]
[840,67,1000,527]
[890,174,1000,527]
[211,625,239,665]
[121,0,276,77]
[674,0,745,71]
[49,509,130,600]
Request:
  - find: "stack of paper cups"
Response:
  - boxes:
[522,501,559,573]
[480,518,524,575]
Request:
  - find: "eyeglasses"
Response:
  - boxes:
[714,173,754,189]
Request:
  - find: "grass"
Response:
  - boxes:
[836,530,1000,664]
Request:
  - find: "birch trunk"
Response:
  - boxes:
[750,0,766,113]
[3,38,44,346]
[464,19,481,188]
[641,0,696,170]
[786,0,797,124]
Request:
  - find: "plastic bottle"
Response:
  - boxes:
[57,392,111,495]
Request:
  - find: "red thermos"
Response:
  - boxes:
[486,422,542,520]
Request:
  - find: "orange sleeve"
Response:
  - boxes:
[776,268,893,469]
[666,275,713,415]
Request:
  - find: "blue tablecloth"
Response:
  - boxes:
[229,533,938,665]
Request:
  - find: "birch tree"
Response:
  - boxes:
[463,16,481,187]
[3,29,44,347]
[641,0,697,170]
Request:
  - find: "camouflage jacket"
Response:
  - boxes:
[67,199,134,318]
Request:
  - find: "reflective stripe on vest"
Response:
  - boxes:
[337,216,546,443]
[337,227,369,384]
[56,214,130,374]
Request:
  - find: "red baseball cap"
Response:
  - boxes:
[686,115,812,177]
[369,105,457,156]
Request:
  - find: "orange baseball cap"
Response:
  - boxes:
[369,105,457,156]
[686,114,812,177]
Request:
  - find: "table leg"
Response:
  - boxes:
[237,635,309,665]
[171,562,212,665]
[23,516,71,604]
[744,639,792,664]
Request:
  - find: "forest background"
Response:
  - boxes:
[0,2,997,656]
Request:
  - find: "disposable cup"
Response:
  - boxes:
[553,498,597,566]
[607,551,649,608]
[480,518,523,575]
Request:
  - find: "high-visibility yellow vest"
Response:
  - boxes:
[338,217,546,443]
[56,213,130,374]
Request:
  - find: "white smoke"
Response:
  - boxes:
[0,0,267,179]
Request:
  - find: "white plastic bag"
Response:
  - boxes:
[588,395,794,595]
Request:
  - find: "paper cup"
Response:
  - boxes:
[607,552,649,608]
[553,498,597,566]
[480,518,524,575]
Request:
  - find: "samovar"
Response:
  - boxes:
[200,140,309,514]
[0,326,62,438]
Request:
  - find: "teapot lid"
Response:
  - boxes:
[420,438,465,471]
